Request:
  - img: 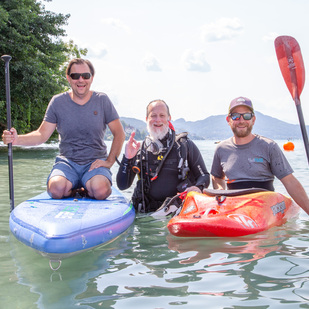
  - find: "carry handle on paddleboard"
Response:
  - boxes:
[1,55,14,211]
[274,36,309,164]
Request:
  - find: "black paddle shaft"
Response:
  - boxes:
[296,100,309,164]
[1,55,14,211]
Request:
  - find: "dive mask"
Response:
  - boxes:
[144,136,164,155]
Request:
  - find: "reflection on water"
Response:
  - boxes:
[1,140,309,308]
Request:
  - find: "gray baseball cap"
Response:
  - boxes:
[229,97,254,113]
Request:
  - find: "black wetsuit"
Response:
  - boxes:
[117,133,210,212]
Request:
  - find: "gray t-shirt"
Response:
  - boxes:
[44,91,119,165]
[211,135,293,185]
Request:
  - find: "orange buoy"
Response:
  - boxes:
[283,141,295,151]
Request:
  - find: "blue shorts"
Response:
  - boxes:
[47,156,112,189]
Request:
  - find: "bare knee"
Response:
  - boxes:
[86,176,112,200]
[94,186,112,200]
[48,176,72,199]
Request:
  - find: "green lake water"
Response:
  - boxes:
[1,140,309,308]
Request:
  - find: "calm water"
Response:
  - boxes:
[1,140,309,309]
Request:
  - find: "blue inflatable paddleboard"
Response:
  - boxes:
[9,187,135,259]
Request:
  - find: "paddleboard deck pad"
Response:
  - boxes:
[9,187,135,259]
[168,188,299,237]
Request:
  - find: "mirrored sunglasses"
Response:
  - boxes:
[230,112,254,121]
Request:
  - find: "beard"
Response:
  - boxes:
[147,122,169,140]
[231,123,253,138]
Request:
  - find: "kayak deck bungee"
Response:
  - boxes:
[9,187,135,260]
[167,188,299,237]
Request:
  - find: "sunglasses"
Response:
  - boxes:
[229,112,254,121]
[69,73,92,80]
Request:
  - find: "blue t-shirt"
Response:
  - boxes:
[44,91,119,164]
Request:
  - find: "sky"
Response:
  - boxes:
[43,0,309,125]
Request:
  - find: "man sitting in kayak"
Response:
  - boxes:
[211,96,309,215]
[116,99,210,213]
[2,58,125,200]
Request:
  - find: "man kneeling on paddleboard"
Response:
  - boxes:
[116,99,210,214]
[211,96,309,215]
[2,58,125,200]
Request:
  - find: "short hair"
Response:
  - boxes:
[66,58,95,76]
[146,99,170,117]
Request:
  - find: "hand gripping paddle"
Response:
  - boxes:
[275,36,309,164]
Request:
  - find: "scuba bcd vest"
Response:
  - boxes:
[131,131,190,213]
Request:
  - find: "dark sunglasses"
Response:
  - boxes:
[229,112,254,121]
[69,73,92,80]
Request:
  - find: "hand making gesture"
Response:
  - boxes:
[125,132,141,159]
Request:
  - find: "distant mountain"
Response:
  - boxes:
[117,112,306,140]
[121,117,146,131]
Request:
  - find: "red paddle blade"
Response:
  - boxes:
[275,36,305,101]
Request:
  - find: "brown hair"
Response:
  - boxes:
[146,99,170,117]
[66,58,95,76]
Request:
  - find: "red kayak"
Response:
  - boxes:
[167,188,300,237]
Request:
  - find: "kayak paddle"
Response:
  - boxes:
[1,55,14,211]
[274,36,309,164]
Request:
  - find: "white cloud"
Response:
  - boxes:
[142,54,162,71]
[87,43,108,58]
[201,17,243,42]
[182,50,211,72]
[100,18,131,34]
